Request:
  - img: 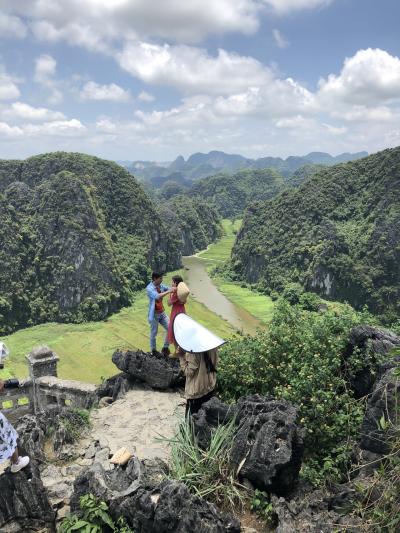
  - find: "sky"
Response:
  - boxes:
[0,0,400,162]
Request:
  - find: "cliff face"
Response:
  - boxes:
[232,147,400,319]
[0,152,181,333]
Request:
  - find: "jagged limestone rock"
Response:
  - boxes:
[360,359,400,454]
[0,462,55,532]
[193,395,303,495]
[71,457,240,533]
[112,349,184,390]
[344,325,400,398]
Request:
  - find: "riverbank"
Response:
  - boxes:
[198,219,275,324]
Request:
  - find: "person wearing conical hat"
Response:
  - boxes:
[166,275,190,358]
[173,314,226,416]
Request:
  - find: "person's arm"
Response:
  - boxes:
[178,353,200,378]
[147,285,170,300]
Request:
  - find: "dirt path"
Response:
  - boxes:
[88,384,185,461]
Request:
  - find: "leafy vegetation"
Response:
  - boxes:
[217,299,380,485]
[189,168,285,218]
[0,152,184,334]
[164,416,245,511]
[159,194,222,255]
[232,147,400,321]
[59,494,134,532]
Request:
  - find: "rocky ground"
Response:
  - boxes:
[41,383,184,524]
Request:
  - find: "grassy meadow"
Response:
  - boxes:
[0,274,234,384]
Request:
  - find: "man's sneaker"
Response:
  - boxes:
[161,346,171,357]
[10,456,29,473]
[151,349,159,356]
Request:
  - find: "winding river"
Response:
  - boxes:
[182,255,261,335]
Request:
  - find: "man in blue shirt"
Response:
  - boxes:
[146,272,171,356]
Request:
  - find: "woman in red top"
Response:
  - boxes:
[167,275,186,355]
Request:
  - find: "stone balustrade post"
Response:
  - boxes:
[26,346,59,380]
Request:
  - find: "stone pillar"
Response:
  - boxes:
[26,345,59,380]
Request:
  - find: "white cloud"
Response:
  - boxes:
[118,43,270,95]
[34,54,57,83]
[263,0,332,14]
[0,71,20,100]
[0,121,24,138]
[138,91,155,102]
[272,29,289,48]
[318,48,400,106]
[34,54,63,104]
[3,0,260,45]
[0,118,85,139]
[0,12,27,38]
[5,102,65,121]
[80,81,131,102]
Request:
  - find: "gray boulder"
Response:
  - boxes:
[0,462,55,532]
[192,396,235,449]
[71,457,240,533]
[272,482,362,533]
[112,349,184,389]
[231,395,303,495]
[360,358,400,454]
[344,325,400,398]
[194,395,303,495]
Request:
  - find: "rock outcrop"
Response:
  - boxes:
[71,457,241,533]
[232,395,303,495]
[0,462,55,532]
[360,356,400,454]
[271,482,362,533]
[344,325,400,398]
[193,395,303,495]
[112,349,184,389]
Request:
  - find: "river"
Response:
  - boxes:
[182,255,261,335]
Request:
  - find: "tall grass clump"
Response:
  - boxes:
[164,416,245,511]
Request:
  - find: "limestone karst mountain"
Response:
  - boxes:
[0,152,183,333]
[232,147,400,320]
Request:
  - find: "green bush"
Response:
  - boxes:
[217,300,378,485]
[59,494,134,532]
[282,282,304,305]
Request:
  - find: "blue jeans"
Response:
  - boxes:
[150,312,170,351]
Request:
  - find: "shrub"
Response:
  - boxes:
[218,300,378,485]
[59,494,134,532]
[281,282,304,305]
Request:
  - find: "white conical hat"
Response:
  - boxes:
[173,313,226,353]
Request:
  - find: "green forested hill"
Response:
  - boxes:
[160,195,221,255]
[231,147,400,320]
[0,152,183,333]
[189,168,285,218]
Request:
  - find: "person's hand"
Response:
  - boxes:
[0,380,4,393]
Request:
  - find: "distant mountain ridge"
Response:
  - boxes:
[119,150,368,185]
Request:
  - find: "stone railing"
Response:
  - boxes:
[2,346,97,421]
[1,380,33,424]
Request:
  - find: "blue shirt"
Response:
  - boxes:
[146,281,170,323]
